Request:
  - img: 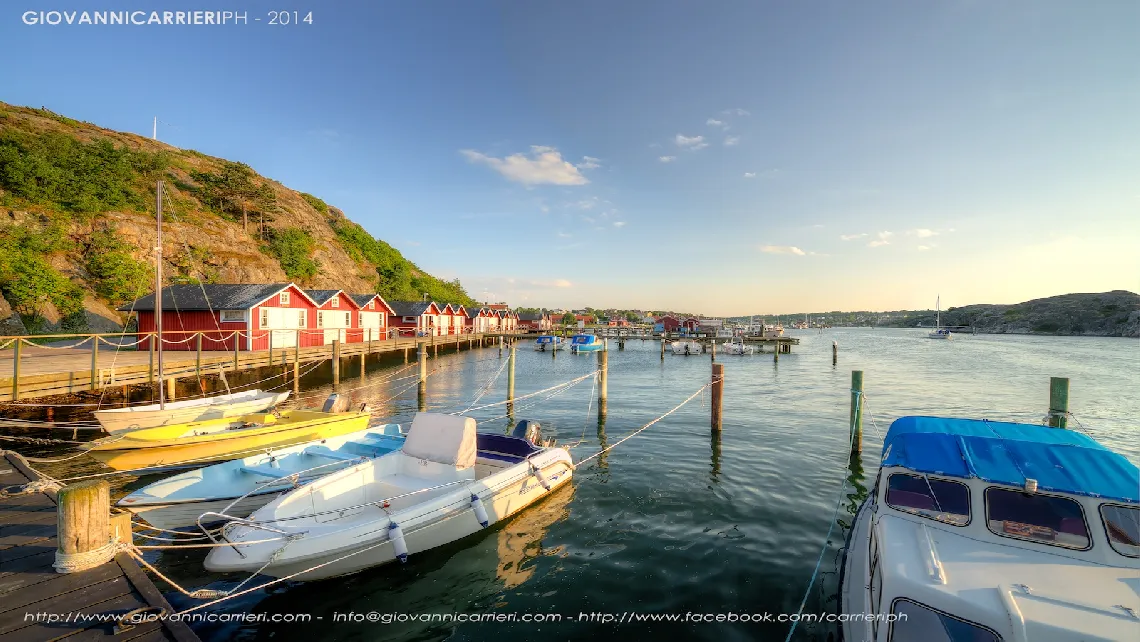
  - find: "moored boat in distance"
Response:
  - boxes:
[670,339,703,355]
[118,424,405,530]
[533,335,564,351]
[204,413,575,580]
[928,294,953,340]
[84,405,372,471]
[94,390,290,434]
[719,338,755,355]
[840,416,1140,642]
[569,334,604,353]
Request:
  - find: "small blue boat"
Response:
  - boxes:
[534,335,564,351]
[569,334,604,353]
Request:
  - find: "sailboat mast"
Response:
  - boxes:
[155,181,165,409]
[936,295,941,329]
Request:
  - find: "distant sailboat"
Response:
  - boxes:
[928,295,952,340]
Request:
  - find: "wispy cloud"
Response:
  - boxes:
[743,172,756,178]
[613,221,626,228]
[840,233,868,241]
[759,245,806,256]
[812,224,825,228]
[907,228,938,238]
[460,146,588,186]
[724,136,740,146]
[867,231,893,247]
[659,155,677,163]
[557,230,572,238]
[722,108,751,116]
[706,118,725,127]
[674,134,709,150]
[578,156,602,170]
[917,245,933,251]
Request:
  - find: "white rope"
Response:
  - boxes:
[54,540,130,573]
[563,372,598,449]
[463,371,597,413]
[461,357,510,412]
[576,380,713,466]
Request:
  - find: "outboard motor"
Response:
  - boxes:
[511,420,542,445]
[322,393,348,413]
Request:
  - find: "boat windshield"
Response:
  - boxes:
[985,487,1090,550]
[889,599,1000,642]
[885,473,970,526]
[572,335,591,344]
[1100,504,1140,557]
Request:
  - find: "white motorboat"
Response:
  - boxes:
[533,335,565,351]
[116,423,404,530]
[928,295,953,340]
[670,339,703,355]
[719,338,754,355]
[204,414,574,580]
[94,390,291,434]
[840,416,1140,642]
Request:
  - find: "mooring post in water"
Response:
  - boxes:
[417,340,428,411]
[166,376,176,401]
[196,332,203,375]
[850,370,864,454]
[147,337,154,386]
[432,332,437,357]
[11,339,21,402]
[56,480,110,573]
[711,362,724,432]
[833,340,838,366]
[1048,377,1070,429]
[507,341,516,403]
[598,347,608,416]
[267,331,273,367]
[233,331,241,371]
[293,343,300,398]
[90,335,99,390]
[331,339,341,389]
[359,348,366,379]
[773,339,779,363]
[499,335,504,358]
[661,335,666,360]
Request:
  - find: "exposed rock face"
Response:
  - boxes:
[891,291,1140,338]
[0,293,27,335]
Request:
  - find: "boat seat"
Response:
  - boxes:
[303,447,360,462]
[240,464,291,479]
[342,441,398,457]
[477,450,526,465]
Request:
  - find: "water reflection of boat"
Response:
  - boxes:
[496,483,574,588]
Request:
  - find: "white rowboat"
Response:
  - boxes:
[94,390,291,434]
[117,424,405,530]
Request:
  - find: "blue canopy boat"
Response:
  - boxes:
[570,334,604,353]
[840,416,1139,642]
[533,335,564,351]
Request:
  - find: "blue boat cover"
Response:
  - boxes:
[571,335,596,344]
[881,416,1139,503]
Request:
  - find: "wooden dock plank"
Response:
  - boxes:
[0,453,199,642]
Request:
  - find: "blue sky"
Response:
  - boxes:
[4,1,1138,314]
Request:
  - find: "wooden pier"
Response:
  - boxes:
[0,452,199,642]
[0,332,523,404]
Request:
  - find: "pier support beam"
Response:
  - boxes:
[832,340,838,366]
[711,363,724,432]
[332,339,341,390]
[661,336,666,360]
[293,343,301,398]
[166,376,176,401]
[90,337,99,390]
[773,340,779,363]
[56,480,110,573]
[196,333,203,375]
[1048,377,1069,429]
[360,349,366,379]
[11,339,21,402]
[850,370,864,454]
[417,340,427,411]
[598,348,608,416]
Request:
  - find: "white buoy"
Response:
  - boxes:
[532,465,552,491]
[389,522,408,563]
[470,494,489,527]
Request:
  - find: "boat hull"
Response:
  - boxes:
[206,450,574,580]
[86,412,371,471]
[94,390,290,434]
[570,344,603,353]
[126,494,278,531]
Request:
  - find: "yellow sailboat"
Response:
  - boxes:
[84,409,371,471]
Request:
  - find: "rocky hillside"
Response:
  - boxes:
[0,103,475,334]
[887,291,1140,337]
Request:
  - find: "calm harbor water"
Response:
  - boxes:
[11,329,1139,641]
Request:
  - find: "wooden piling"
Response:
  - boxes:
[196,332,203,375]
[360,349,366,379]
[90,336,99,390]
[234,330,241,371]
[773,339,779,363]
[661,336,666,360]
[166,376,176,400]
[418,340,427,383]
[507,341,516,402]
[1048,377,1069,429]
[147,337,154,386]
[850,370,864,453]
[57,480,110,573]
[832,340,838,365]
[332,339,341,389]
[711,363,724,432]
[267,331,273,367]
[499,335,504,358]
[11,339,20,402]
[293,343,300,398]
[598,349,608,415]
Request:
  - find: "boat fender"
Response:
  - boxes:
[531,464,552,491]
[389,522,409,563]
[470,494,489,527]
